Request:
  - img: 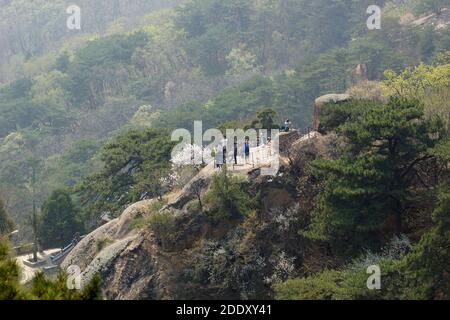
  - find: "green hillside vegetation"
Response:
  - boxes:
[0,0,448,300]
[1,0,448,240]
[0,198,15,236]
[0,239,102,300]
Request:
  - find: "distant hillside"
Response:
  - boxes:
[0,0,185,83]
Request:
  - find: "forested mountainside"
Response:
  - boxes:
[0,0,186,82]
[1,0,448,234]
[0,0,449,300]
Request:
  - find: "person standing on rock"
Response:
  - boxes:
[214,145,222,169]
[244,138,250,164]
[221,136,228,166]
[234,137,238,165]
[284,119,291,132]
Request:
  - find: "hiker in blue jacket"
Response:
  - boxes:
[244,138,250,163]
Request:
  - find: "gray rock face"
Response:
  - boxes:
[60,200,162,299]
[61,219,120,271]
[62,200,154,270]
[60,125,330,299]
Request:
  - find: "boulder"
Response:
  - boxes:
[61,200,154,271]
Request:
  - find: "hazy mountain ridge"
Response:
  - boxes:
[0,0,449,301]
[0,0,186,83]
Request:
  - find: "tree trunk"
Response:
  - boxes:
[32,166,38,262]
[197,193,203,213]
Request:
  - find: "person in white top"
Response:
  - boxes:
[284,119,291,132]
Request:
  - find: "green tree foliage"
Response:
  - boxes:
[47,139,101,188]
[296,0,353,53]
[0,198,15,236]
[1,0,443,239]
[205,168,254,220]
[403,186,450,299]
[52,52,71,73]
[79,274,103,300]
[144,211,176,249]
[0,1,448,301]
[274,256,407,300]
[30,272,102,300]
[68,32,149,107]
[39,189,83,249]
[156,75,311,130]
[275,188,450,300]
[176,0,253,75]
[174,0,390,76]
[76,128,175,221]
[382,61,450,127]
[0,238,102,300]
[155,37,406,132]
[251,108,279,130]
[316,100,379,133]
[0,77,71,139]
[0,0,184,81]
[226,44,260,75]
[0,240,28,300]
[274,269,342,300]
[305,98,444,254]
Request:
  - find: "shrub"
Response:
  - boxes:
[96,236,113,253]
[0,198,15,236]
[205,169,254,221]
[146,211,176,248]
[274,270,342,300]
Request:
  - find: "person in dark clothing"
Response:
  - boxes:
[234,137,238,165]
[223,145,227,164]
[244,138,250,163]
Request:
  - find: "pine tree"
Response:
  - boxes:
[403,188,450,298]
[205,168,254,219]
[1,239,103,300]
[0,240,29,300]
[305,98,443,254]
[39,189,82,249]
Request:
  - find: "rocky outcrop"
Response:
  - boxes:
[279,130,301,154]
[61,125,328,300]
[61,219,120,271]
[61,200,158,299]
